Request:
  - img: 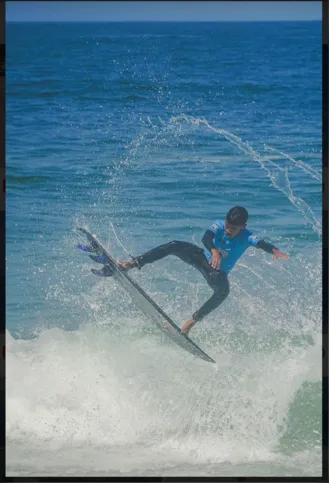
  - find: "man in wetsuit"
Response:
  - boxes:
[118,206,289,335]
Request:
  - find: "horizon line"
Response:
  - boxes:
[6,19,322,23]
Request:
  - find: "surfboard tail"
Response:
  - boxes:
[77,228,216,363]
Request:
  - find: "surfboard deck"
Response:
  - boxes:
[77,228,216,363]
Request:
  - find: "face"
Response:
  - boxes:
[225,220,246,238]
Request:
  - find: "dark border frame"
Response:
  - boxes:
[2,0,328,482]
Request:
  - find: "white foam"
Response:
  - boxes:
[7,302,322,476]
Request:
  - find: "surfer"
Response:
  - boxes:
[118,206,289,335]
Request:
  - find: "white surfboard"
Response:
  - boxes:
[77,228,215,363]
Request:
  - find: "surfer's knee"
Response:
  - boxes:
[167,240,184,253]
[213,282,229,301]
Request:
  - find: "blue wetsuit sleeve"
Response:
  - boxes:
[248,233,278,254]
[255,239,278,254]
[208,220,224,236]
[247,234,261,247]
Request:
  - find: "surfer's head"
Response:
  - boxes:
[225,206,248,238]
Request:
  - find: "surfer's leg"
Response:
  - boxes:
[119,241,203,270]
[191,272,230,322]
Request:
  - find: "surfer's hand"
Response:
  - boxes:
[209,249,221,270]
[272,249,289,262]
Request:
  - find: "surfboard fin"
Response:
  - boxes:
[77,243,97,253]
[91,266,114,277]
[89,254,110,264]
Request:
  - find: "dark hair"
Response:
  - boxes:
[226,206,248,226]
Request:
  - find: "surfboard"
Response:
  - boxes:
[77,228,216,363]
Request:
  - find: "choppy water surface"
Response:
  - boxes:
[6,21,322,476]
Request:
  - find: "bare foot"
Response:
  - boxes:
[117,259,137,271]
[181,319,195,336]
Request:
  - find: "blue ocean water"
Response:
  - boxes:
[6,22,322,477]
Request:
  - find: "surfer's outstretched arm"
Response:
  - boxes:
[255,240,289,261]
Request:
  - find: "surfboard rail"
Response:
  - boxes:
[77,228,216,363]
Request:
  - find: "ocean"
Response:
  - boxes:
[6,21,322,477]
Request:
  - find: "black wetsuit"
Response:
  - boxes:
[134,233,277,322]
